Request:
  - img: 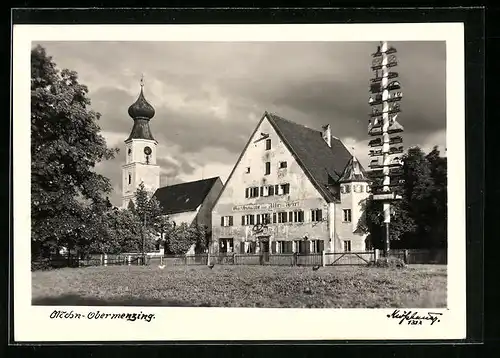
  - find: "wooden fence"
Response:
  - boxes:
[32,248,447,270]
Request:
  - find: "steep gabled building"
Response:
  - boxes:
[211,112,370,259]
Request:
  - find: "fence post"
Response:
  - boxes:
[322,250,326,267]
[104,254,107,267]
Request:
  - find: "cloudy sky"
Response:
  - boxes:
[37,41,446,206]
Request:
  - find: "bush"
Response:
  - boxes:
[31,258,52,271]
[368,257,407,268]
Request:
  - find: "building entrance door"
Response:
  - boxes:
[259,237,270,264]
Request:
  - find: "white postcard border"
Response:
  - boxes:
[13,23,465,341]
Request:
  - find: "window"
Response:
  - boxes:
[242,214,255,226]
[268,185,275,196]
[241,241,257,254]
[279,161,287,169]
[265,138,271,150]
[292,210,304,223]
[343,240,352,252]
[311,209,323,222]
[345,185,351,193]
[219,238,234,253]
[277,183,290,195]
[272,212,277,224]
[245,167,250,174]
[265,162,271,175]
[246,187,260,198]
[311,240,324,253]
[261,213,271,224]
[128,174,131,185]
[220,216,233,227]
[343,209,352,222]
[354,184,363,193]
[277,212,288,223]
[274,241,293,254]
[366,185,372,193]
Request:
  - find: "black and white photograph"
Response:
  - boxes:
[13,21,466,341]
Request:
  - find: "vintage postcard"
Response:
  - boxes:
[14,22,466,341]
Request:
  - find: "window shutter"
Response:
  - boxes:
[318,210,323,222]
[271,241,277,254]
[305,241,311,254]
[319,240,324,253]
[256,214,261,225]
[260,187,264,196]
[241,215,245,225]
[289,212,293,222]
[240,242,245,254]
[250,215,254,225]
[245,188,249,198]
[221,216,224,226]
[273,212,277,223]
[300,211,304,222]
[269,185,274,196]
[275,184,279,194]
[229,216,233,226]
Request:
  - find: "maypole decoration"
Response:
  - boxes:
[367,41,404,257]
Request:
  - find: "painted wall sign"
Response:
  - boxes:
[232,201,300,211]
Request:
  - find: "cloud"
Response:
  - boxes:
[37,41,446,206]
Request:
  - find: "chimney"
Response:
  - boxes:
[322,124,331,147]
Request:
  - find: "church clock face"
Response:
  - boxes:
[144,146,152,155]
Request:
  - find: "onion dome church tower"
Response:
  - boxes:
[121,76,160,208]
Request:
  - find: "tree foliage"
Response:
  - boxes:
[164,223,209,255]
[31,45,118,257]
[358,146,447,249]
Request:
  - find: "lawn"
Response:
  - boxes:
[32,264,447,308]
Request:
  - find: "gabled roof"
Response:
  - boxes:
[339,156,370,183]
[153,177,221,215]
[266,112,354,202]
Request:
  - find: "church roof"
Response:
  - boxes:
[266,112,354,202]
[153,177,222,215]
[338,156,369,183]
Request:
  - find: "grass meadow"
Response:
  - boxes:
[32,264,447,308]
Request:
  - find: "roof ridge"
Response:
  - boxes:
[158,176,218,189]
[266,111,323,134]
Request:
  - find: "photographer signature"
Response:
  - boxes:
[386,309,443,325]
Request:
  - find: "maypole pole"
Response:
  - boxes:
[368,41,404,257]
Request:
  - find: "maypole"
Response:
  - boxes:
[368,41,404,257]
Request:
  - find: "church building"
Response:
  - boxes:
[211,112,371,258]
[121,79,222,247]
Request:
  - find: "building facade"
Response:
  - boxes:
[211,112,370,258]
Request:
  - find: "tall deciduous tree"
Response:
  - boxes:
[31,45,118,257]
[358,146,447,249]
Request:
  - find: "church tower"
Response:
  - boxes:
[121,77,160,208]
